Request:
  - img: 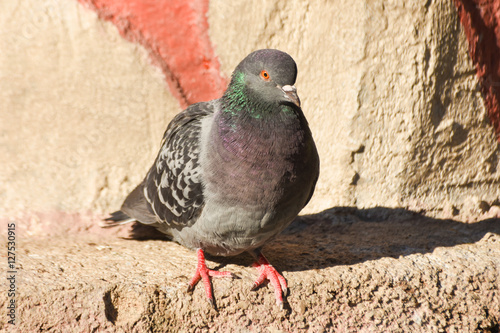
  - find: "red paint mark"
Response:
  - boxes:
[78,0,228,108]
[454,0,500,140]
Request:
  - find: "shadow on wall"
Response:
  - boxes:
[124,206,500,272]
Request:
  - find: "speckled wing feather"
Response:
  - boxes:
[143,102,214,226]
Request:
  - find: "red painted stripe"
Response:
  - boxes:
[454,0,500,141]
[78,0,228,108]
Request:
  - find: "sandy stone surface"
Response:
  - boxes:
[1,209,499,332]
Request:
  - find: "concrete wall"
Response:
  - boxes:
[1,0,499,223]
[208,0,500,219]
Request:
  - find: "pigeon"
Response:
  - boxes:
[105,49,320,307]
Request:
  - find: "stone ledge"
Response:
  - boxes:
[1,208,499,332]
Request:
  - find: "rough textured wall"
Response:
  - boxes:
[1,0,499,221]
[208,1,500,218]
[0,1,174,217]
[454,0,500,140]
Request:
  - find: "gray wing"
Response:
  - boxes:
[141,101,214,227]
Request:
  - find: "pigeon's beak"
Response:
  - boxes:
[281,85,301,108]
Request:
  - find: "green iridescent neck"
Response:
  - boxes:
[222,70,297,120]
[222,71,269,119]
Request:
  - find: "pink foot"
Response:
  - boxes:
[251,253,288,307]
[186,249,232,306]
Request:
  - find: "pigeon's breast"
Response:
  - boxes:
[206,112,307,207]
[180,110,318,255]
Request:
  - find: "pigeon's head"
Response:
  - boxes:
[228,49,301,109]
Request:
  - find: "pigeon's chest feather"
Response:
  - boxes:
[204,111,310,205]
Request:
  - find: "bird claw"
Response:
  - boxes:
[251,253,288,307]
[187,249,232,306]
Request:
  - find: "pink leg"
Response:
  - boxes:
[187,249,232,306]
[251,252,288,308]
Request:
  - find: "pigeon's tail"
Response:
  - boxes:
[102,211,136,228]
[102,210,171,240]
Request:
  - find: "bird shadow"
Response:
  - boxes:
[263,206,500,272]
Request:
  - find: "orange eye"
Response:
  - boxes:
[260,70,271,81]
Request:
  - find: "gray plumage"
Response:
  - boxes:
[106,49,319,304]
